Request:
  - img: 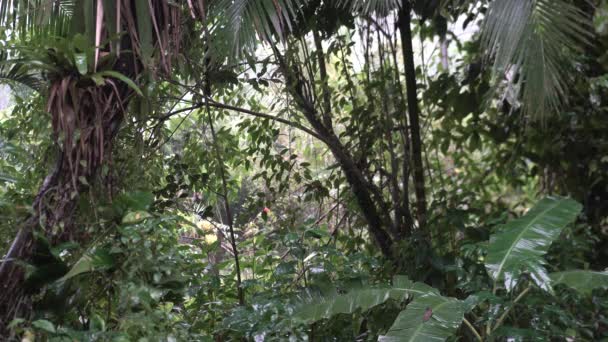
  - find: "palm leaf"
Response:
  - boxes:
[0,0,75,39]
[293,275,438,323]
[379,294,465,342]
[485,197,582,292]
[481,0,591,120]
[0,52,44,91]
[212,0,307,56]
[550,270,608,295]
[337,0,401,16]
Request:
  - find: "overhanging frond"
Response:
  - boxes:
[0,51,43,92]
[0,0,75,39]
[337,0,401,16]
[212,0,307,56]
[481,0,592,120]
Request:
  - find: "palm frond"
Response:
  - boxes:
[212,0,307,56]
[481,0,592,120]
[337,0,401,16]
[0,51,44,91]
[0,0,75,39]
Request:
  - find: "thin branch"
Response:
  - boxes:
[208,101,329,143]
[463,318,483,342]
[491,285,532,334]
[153,100,329,144]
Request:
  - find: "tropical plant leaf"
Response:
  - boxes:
[213,0,306,57]
[485,197,582,292]
[32,319,56,333]
[57,248,114,282]
[337,0,401,16]
[550,270,608,295]
[95,70,143,96]
[379,294,465,342]
[0,0,76,39]
[293,275,438,323]
[481,0,591,119]
[0,52,44,91]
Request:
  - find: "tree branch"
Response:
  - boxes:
[153,101,329,144]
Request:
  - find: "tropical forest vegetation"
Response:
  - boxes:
[1,0,608,341]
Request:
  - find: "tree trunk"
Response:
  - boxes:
[0,62,133,338]
[398,2,428,231]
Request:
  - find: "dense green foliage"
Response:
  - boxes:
[1,0,608,341]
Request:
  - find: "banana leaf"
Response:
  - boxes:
[293,275,438,323]
[550,270,608,295]
[485,197,582,292]
[379,294,465,342]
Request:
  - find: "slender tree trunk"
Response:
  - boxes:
[312,29,333,130]
[398,2,428,230]
[205,102,245,305]
[273,36,394,259]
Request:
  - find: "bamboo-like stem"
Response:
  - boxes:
[463,318,483,342]
[205,100,244,306]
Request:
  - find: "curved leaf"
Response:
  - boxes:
[379,294,465,342]
[293,275,437,323]
[32,319,56,333]
[213,0,306,57]
[485,197,582,292]
[95,70,143,96]
[57,248,114,282]
[550,270,608,295]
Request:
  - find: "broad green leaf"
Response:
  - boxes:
[74,53,88,75]
[393,275,440,296]
[294,276,436,323]
[57,248,114,282]
[379,294,465,342]
[7,318,25,329]
[294,288,409,323]
[32,319,55,333]
[550,270,608,295]
[95,70,143,96]
[485,197,582,292]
